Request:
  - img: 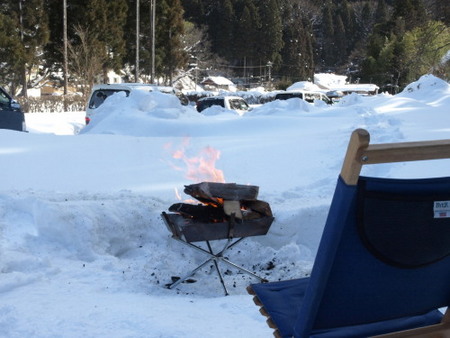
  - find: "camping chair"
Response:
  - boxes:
[248,128,450,337]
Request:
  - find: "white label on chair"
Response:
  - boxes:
[434,201,450,218]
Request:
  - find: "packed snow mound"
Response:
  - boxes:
[201,105,239,116]
[399,74,450,102]
[0,74,450,337]
[287,81,323,92]
[248,96,317,115]
[337,92,365,106]
[314,73,348,89]
[81,91,201,136]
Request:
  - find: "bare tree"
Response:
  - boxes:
[67,25,106,98]
[173,22,227,86]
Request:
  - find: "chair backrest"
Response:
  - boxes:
[294,129,450,336]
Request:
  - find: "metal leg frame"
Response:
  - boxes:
[167,237,267,295]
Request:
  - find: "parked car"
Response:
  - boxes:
[0,87,26,132]
[85,83,189,124]
[196,96,251,115]
[274,90,332,104]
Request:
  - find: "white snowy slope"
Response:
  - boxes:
[0,74,448,337]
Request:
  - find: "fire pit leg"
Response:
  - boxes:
[167,257,213,290]
[216,257,268,283]
[166,237,267,295]
[208,238,268,283]
[211,259,229,296]
[207,241,230,296]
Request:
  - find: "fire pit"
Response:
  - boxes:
[161,182,274,295]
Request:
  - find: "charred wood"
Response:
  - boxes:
[168,203,226,222]
[184,182,259,202]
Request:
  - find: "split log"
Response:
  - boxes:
[242,200,273,217]
[223,200,243,219]
[168,203,226,222]
[184,182,259,202]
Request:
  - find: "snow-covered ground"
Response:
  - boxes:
[0,74,449,337]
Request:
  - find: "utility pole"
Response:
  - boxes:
[150,0,156,83]
[19,0,28,100]
[63,0,68,96]
[135,0,140,82]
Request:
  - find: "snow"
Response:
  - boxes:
[202,76,235,86]
[286,81,323,92]
[314,73,347,89]
[0,74,449,337]
[313,72,380,93]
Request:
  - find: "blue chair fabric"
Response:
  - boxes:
[249,175,450,337]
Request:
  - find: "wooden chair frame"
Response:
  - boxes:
[341,128,450,185]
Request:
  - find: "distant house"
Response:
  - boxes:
[201,76,237,92]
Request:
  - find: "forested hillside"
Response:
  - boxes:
[0,0,448,96]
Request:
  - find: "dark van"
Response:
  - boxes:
[275,90,332,104]
[0,87,26,132]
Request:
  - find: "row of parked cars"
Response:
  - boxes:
[0,83,333,132]
[85,83,256,121]
[86,84,333,122]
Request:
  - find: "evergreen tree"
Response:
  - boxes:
[84,0,128,81]
[361,0,438,88]
[375,0,389,24]
[157,0,188,83]
[334,15,347,65]
[257,0,283,67]
[183,0,206,24]
[280,16,314,82]
[0,0,49,96]
[104,1,128,72]
[392,0,428,31]
[42,0,63,75]
[207,0,235,60]
[278,1,315,82]
[321,1,336,68]
[429,0,450,25]
[0,13,25,91]
[339,0,357,52]
[234,0,261,67]
[399,21,450,83]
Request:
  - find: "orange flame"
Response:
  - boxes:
[166,138,225,183]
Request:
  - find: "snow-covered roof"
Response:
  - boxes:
[314,73,347,89]
[286,81,323,92]
[202,76,235,86]
[332,83,380,93]
[313,73,379,94]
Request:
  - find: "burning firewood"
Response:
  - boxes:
[183,182,259,204]
[223,200,243,219]
[168,182,272,222]
[168,203,226,222]
[163,182,274,243]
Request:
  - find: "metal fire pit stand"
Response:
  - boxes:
[169,237,267,296]
[162,211,270,296]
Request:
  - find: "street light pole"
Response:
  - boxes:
[267,61,273,90]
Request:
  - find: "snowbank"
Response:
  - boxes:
[0,74,448,337]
